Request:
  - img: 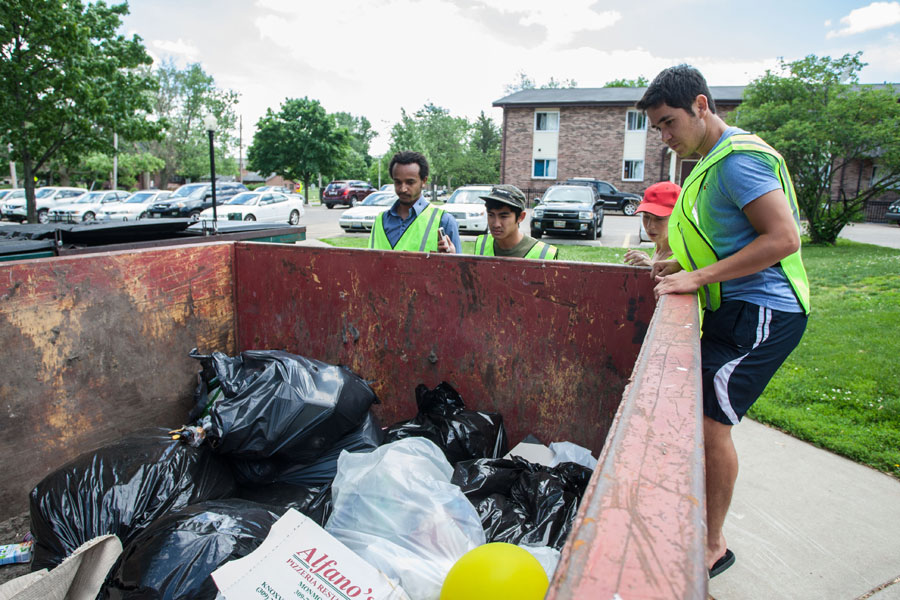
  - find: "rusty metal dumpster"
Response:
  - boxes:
[0,241,705,598]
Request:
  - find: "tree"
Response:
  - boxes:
[0,0,160,222]
[388,103,469,189]
[605,76,649,87]
[735,53,900,244]
[247,97,349,204]
[332,111,375,180]
[148,60,239,184]
[504,70,577,94]
[459,112,501,185]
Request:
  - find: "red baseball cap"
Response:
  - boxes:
[637,181,681,217]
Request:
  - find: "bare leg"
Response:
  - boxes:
[704,416,738,569]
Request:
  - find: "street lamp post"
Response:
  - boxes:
[203,115,218,230]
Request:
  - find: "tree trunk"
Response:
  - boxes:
[303,177,310,205]
[23,153,36,224]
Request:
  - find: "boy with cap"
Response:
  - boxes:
[473,185,558,259]
[624,181,681,267]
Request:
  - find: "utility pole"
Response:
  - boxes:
[112,132,118,190]
[239,115,243,184]
[8,144,16,188]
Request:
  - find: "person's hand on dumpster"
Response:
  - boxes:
[624,249,651,267]
[438,232,455,253]
[654,266,705,299]
[651,259,682,280]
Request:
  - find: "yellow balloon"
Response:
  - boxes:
[441,542,549,600]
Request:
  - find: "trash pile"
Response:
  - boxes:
[4,349,597,600]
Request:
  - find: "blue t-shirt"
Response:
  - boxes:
[698,128,802,312]
[382,196,462,253]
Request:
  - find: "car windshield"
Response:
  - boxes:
[445,189,488,204]
[6,190,25,200]
[360,193,396,207]
[75,192,106,204]
[170,184,207,199]
[543,188,592,203]
[126,192,155,204]
[225,193,260,206]
[35,188,58,199]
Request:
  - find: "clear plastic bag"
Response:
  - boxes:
[325,438,485,600]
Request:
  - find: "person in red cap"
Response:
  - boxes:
[624,181,681,267]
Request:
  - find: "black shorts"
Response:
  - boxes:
[701,300,807,425]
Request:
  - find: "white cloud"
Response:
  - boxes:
[151,38,201,60]
[826,1,900,38]
[824,19,832,27]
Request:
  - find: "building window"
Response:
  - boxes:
[534,111,559,132]
[623,160,644,181]
[626,110,646,131]
[533,159,557,179]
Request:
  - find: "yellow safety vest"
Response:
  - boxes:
[669,133,810,314]
[474,235,558,260]
[369,204,444,252]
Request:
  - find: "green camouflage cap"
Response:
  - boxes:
[480,184,526,210]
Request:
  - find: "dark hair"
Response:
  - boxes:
[389,151,429,180]
[485,198,523,219]
[636,64,716,115]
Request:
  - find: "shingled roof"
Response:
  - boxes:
[493,86,747,108]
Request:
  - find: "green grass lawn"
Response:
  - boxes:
[321,236,900,477]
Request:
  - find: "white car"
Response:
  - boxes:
[48,190,130,223]
[442,185,490,235]
[1,189,26,220]
[339,192,397,232]
[3,186,87,223]
[197,191,304,224]
[100,190,172,221]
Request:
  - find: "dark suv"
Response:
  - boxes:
[531,185,604,240]
[147,182,248,220]
[322,180,376,209]
[565,178,642,215]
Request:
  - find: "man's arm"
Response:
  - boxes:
[654,188,800,296]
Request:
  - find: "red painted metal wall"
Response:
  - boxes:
[231,244,656,453]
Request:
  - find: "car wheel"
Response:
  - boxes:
[588,222,597,240]
[289,210,300,225]
[326,203,334,209]
[138,212,147,220]
[83,211,95,221]
[623,199,639,216]
[349,196,358,207]
[189,210,201,221]
[244,214,257,221]
[531,229,543,239]
[37,209,49,224]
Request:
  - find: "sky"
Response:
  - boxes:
[121,0,900,156]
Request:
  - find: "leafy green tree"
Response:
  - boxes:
[388,103,468,188]
[0,0,160,222]
[504,71,578,94]
[79,149,164,189]
[458,112,501,185]
[736,53,900,244]
[604,76,649,87]
[247,97,349,204]
[332,112,375,180]
[149,60,239,184]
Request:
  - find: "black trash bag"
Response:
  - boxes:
[29,428,236,571]
[383,381,508,464]
[189,349,379,462]
[451,456,593,550]
[236,483,333,526]
[228,410,384,487]
[101,499,280,600]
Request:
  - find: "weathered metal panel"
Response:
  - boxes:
[0,243,237,521]
[547,294,706,600]
[231,244,656,458]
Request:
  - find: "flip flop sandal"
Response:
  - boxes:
[709,548,735,578]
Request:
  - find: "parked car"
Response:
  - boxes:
[48,190,130,223]
[379,184,395,193]
[0,190,13,203]
[886,198,900,226]
[197,191,304,224]
[338,192,397,232]
[442,185,490,235]
[147,182,248,220]
[2,186,87,223]
[565,178,642,215]
[255,185,293,194]
[531,185,604,240]
[100,190,172,221]
[322,180,376,209]
[0,189,26,220]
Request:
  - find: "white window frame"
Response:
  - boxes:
[622,159,645,182]
[533,159,558,179]
[534,111,559,132]
[626,110,647,132]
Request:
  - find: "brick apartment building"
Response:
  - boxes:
[492,86,897,220]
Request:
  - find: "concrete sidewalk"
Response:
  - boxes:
[708,419,900,599]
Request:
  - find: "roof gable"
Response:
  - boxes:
[493,86,747,108]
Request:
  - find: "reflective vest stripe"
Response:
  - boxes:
[418,207,440,252]
[478,234,489,255]
[369,204,443,252]
[474,235,557,259]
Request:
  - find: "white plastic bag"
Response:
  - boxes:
[521,544,561,581]
[325,438,486,600]
[549,441,597,470]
